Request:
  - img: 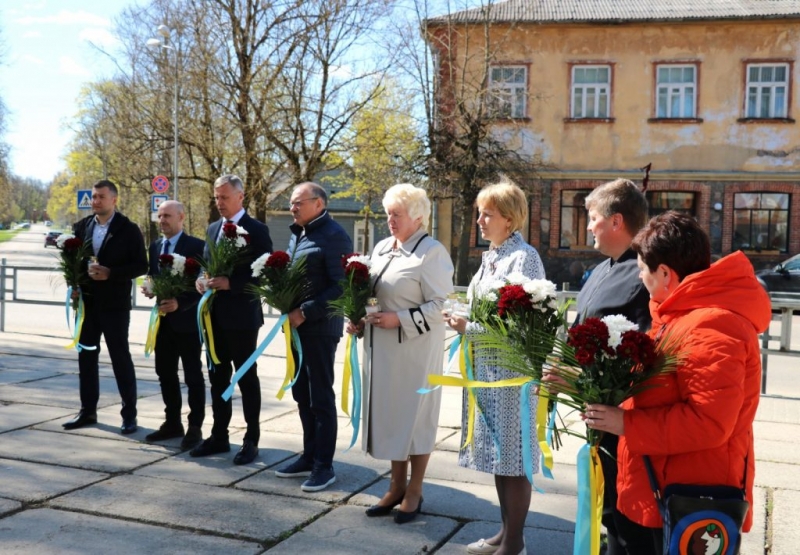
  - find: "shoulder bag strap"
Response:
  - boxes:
[371,234,429,296]
[643,455,668,521]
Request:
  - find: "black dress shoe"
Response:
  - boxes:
[394,497,423,524]
[62,411,97,430]
[233,440,259,465]
[145,422,185,442]
[180,425,203,451]
[365,494,405,517]
[120,418,138,435]
[190,436,231,458]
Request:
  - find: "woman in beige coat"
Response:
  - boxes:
[348,183,454,524]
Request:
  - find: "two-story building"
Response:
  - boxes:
[427,0,800,286]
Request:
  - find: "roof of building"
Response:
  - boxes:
[429,0,800,25]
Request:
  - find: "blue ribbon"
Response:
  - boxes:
[196,289,213,346]
[417,335,461,395]
[574,443,593,555]
[520,380,545,492]
[345,335,362,451]
[65,286,96,352]
[222,314,292,401]
[288,326,303,392]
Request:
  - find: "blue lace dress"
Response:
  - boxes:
[457,232,546,476]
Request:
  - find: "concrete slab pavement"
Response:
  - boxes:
[0,301,798,554]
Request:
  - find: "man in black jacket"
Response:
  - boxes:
[274,182,352,492]
[191,175,272,465]
[142,200,206,450]
[62,180,148,435]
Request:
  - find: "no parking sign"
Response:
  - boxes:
[152,175,170,194]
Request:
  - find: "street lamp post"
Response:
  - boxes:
[147,25,179,201]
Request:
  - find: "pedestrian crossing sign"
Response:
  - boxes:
[77,189,92,210]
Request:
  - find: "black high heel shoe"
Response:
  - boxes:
[394,497,423,524]
[365,494,404,517]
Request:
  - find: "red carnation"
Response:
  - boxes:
[62,237,83,252]
[222,222,238,239]
[346,261,370,285]
[618,330,657,368]
[341,253,360,269]
[266,251,291,270]
[497,284,533,317]
[184,258,201,276]
[159,254,174,267]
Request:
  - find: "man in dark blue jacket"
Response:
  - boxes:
[274,182,352,492]
[142,200,206,451]
[62,180,148,435]
[191,175,272,466]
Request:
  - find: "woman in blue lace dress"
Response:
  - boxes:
[448,180,545,555]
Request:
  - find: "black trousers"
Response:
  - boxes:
[154,320,205,427]
[208,326,260,443]
[291,335,339,468]
[607,508,663,555]
[600,434,621,550]
[77,308,137,421]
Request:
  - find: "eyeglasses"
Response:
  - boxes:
[289,197,319,208]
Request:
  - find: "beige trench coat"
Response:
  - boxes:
[361,228,454,460]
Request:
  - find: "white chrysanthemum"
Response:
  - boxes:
[490,279,506,291]
[602,314,638,349]
[251,253,270,278]
[505,271,528,285]
[235,236,248,249]
[347,254,371,268]
[56,233,75,249]
[169,253,187,276]
[235,225,249,236]
[483,291,498,302]
[523,279,557,304]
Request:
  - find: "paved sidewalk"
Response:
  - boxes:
[0,302,798,554]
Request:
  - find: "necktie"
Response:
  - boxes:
[162,239,170,255]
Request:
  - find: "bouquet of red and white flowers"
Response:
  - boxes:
[249,250,309,313]
[328,253,372,325]
[54,233,92,310]
[146,253,203,302]
[200,222,250,278]
[472,273,569,381]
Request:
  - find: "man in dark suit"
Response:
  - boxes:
[274,182,352,492]
[191,174,272,465]
[62,179,148,435]
[142,200,207,451]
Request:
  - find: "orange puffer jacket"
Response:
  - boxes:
[618,251,771,531]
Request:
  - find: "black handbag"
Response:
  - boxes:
[643,455,750,555]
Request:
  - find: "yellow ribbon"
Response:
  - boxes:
[144,306,164,357]
[65,294,86,351]
[590,445,605,555]
[276,319,296,400]
[201,301,221,365]
[536,390,555,477]
[341,333,353,414]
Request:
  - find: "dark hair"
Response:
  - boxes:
[585,178,648,236]
[93,179,118,196]
[632,211,711,281]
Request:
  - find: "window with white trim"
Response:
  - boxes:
[746,63,789,118]
[656,65,696,118]
[488,66,527,119]
[571,65,610,118]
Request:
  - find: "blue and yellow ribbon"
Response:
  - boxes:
[144,305,163,358]
[64,287,96,352]
[341,333,362,450]
[197,289,220,365]
[519,381,555,489]
[574,443,605,555]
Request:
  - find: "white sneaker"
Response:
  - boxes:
[467,539,500,554]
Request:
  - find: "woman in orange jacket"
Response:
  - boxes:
[584,211,772,553]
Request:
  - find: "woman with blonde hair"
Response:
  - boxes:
[448,178,544,555]
[348,183,454,524]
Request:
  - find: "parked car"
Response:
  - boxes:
[755,253,800,294]
[44,231,63,248]
[44,220,53,227]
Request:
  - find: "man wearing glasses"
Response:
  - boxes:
[274,182,352,491]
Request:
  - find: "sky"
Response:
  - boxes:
[0,0,133,182]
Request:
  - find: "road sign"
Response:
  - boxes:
[152,175,170,194]
[151,194,169,212]
[77,190,92,210]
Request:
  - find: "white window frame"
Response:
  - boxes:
[488,65,527,119]
[656,64,697,118]
[746,63,789,118]
[571,65,611,118]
